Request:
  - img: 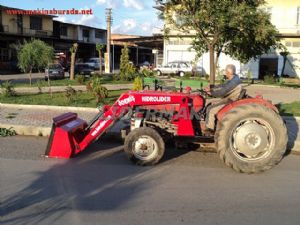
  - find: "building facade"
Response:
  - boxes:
[161,0,300,78]
[0,5,107,74]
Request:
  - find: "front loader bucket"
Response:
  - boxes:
[45,112,88,158]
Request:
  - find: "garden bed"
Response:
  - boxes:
[0,90,127,108]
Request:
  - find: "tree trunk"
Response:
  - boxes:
[99,51,102,75]
[29,69,32,86]
[215,51,221,78]
[70,53,75,80]
[209,45,215,87]
[281,56,287,76]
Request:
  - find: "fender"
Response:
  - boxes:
[217,96,279,121]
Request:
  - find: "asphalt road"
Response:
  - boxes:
[1,136,300,225]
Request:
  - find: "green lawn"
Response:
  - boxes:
[143,77,209,90]
[0,90,128,108]
[1,87,299,117]
[12,77,131,88]
[276,102,300,117]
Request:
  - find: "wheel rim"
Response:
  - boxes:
[230,118,275,161]
[180,72,184,77]
[133,135,158,161]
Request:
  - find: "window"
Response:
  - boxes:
[297,7,300,25]
[60,26,68,36]
[167,39,192,46]
[0,48,9,62]
[83,29,89,38]
[292,41,300,47]
[95,30,103,39]
[285,41,292,47]
[30,16,42,30]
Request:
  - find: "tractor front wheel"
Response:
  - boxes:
[124,127,165,166]
[215,104,287,173]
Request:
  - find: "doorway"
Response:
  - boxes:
[259,58,278,79]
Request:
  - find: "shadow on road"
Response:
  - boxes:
[284,116,299,156]
[0,136,191,225]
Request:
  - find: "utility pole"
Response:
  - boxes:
[105,8,112,74]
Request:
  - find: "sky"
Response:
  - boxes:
[0,0,163,36]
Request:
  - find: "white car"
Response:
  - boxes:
[154,61,195,77]
[85,58,105,71]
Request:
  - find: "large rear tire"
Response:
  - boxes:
[124,127,165,166]
[215,104,287,173]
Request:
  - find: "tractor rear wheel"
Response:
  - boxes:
[124,127,165,166]
[215,104,287,173]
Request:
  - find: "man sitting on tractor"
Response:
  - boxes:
[204,64,242,131]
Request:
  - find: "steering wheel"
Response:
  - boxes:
[192,88,210,97]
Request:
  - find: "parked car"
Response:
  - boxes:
[45,64,65,81]
[154,61,196,77]
[74,63,94,76]
[138,61,152,70]
[85,57,105,71]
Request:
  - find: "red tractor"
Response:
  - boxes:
[45,84,287,173]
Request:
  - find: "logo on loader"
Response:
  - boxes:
[118,96,135,106]
[91,116,112,137]
[142,96,171,103]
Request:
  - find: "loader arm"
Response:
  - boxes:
[45,90,196,158]
[79,93,134,150]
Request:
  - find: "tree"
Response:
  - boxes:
[119,45,136,81]
[161,0,280,85]
[280,50,290,76]
[96,44,105,75]
[17,39,53,86]
[69,43,78,80]
[133,76,143,91]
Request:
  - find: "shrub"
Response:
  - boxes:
[204,74,209,81]
[278,77,285,86]
[0,127,17,137]
[264,74,276,84]
[1,80,16,97]
[119,45,136,81]
[217,70,225,84]
[65,86,77,103]
[140,68,154,77]
[183,72,192,79]
[86,76,108,104]
[246,70,254,84]
[133,76,143,91]
[76,75,85,85]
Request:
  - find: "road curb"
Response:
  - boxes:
[249,84,300,90]
[283,116,300,121]
[0,123,51,137]
[0,103,99,113]
[1,123,299,153]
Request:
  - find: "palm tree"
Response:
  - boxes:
[69,43,78,80]
[96,43,105,75]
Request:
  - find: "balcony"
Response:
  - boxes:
[0,25,53,37]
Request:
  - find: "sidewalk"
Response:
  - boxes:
[0,104,299,153]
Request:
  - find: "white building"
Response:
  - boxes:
[161,0,300,79]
